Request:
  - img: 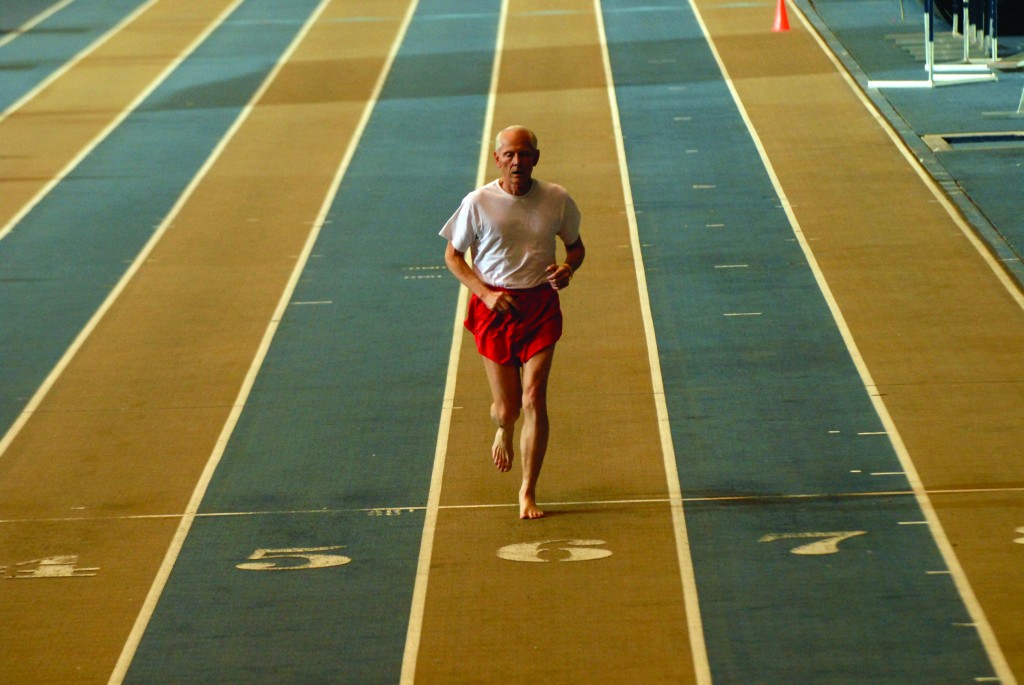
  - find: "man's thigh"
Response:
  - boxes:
[483,356,522,408]
[521,344,555,398]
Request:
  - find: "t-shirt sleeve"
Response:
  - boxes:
[439,195,478,253]
[559,194,581,245]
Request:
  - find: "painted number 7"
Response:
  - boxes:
[759,531,867,555]
[236,546,352,571]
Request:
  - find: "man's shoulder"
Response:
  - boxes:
[462,179,502,203]
[534,178,571,199]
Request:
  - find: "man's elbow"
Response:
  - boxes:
[444,244,464,272]
[570,239,586,263]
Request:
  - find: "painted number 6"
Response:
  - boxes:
[236,546,352,571]
[497,539,613,563]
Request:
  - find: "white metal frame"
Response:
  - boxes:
[868,0,997,89]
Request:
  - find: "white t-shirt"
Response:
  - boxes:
[440,179,581,289]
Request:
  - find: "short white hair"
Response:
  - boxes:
[494,125,538,151]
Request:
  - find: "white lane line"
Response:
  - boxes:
[107,0,421,681]
[0,0,76,50]
[399,1,508,682]
[1,0,157,119]
[594,2,712,683]
[0,0,253,243]
[687,2,1016,682]
[0,0,249,455]
[793,5,1024,313]
[10,484,1024,526]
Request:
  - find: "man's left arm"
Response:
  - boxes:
[546,236,585,291]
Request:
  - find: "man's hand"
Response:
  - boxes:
[545,263,573,290]
[446,244,518,313]
[483,289,518,314]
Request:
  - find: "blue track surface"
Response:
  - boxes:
[2,0,56,34]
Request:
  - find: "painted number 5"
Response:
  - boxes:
[237,546,351,571]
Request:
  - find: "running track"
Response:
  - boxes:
[1,1,1022,683]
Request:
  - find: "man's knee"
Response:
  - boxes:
[521,385,548,417]
[492,399,521,427]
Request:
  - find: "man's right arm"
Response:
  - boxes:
[444,243,516,313]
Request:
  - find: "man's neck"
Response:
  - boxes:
[500,177,533,196]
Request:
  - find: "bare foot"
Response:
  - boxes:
[492,427,514,472]
[519,488,545,520]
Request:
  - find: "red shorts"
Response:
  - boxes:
[465,285,562,367]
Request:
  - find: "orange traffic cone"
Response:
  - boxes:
[773,0,790,32]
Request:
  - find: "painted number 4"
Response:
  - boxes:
[236,546,351,571]
[759,531,867,555]
[2,555,99,579]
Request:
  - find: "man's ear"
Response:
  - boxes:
[534,149,541,165]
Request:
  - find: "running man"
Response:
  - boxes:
[441,125,585,519]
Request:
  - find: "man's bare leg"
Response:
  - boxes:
[490,412,515,472]
[482,347,555,518]
[518,345,555,519]
[483,358,522,473]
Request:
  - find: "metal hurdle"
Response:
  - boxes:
[940,0,1000,67]
[869,0,998,88]
[982,84,1024,119]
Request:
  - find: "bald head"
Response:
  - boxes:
[494,125,538,152]
[493,125,540,195]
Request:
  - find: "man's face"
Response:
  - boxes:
[494,130,540,187]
